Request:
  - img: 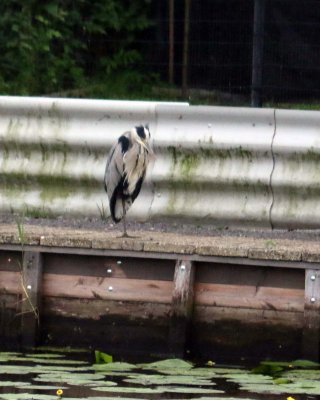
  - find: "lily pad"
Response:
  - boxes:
[89,370,131,377]
[238,378,320,395]
[237,382,286,395]
[199,367,246,374]
[0,366,34,374]
[34,377,104,386]
[9,356,88,365]
[291,359,320,368]
[196,398,255,400]
[259,361,293,368]
[273,377,292,384]
[0,353,21,362]
[252,363,284,376]
[85,380,118,387]
[140,358,193,371]
[0,382,30,387]
[0,395,57,400]
[32,346,89,353]
[15,385,68,390]
[283,369,320,380]
[33,372,107,385]
[123,373,215,386]
[225,372,273,384]
[159,366,244,377]
[157,386,224,394]
[94,385,224,394]
[92,361,136,371]
[93,386,165,394]
[33,364,90,372]
[24,353,65,359]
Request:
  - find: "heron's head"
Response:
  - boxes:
[134,125,153,155]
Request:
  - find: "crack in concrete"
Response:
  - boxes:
[268,109,277,230]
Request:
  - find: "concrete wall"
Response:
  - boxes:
[0,96,319,228]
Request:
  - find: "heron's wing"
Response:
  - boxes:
[123,142,149,194]
[104,132,133,222]
[104,141,124,201]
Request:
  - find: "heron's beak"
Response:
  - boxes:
[140,139,154,156]
[145,141,154,156]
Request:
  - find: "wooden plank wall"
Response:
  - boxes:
[0,248,319,360]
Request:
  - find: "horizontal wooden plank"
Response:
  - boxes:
[0,293,21,311]
[0,251,22,272]
[43,297,171,321]
[0,270,21,294]
[194,305,304,327]
[195,282,304,312]
[44,253,175,281]
[195,262,304,288]
[43,273,173,303]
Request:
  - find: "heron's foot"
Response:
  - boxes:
[118,232,139,239]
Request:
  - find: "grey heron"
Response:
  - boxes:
[104,125,154,237]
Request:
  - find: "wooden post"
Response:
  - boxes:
[182,0,191,98]
[169,259,195,357]
[168,0,175,84]
[302,269,320,361]
[251,0,265,107]
[21,252,43,348]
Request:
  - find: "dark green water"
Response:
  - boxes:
[0,350,320,400]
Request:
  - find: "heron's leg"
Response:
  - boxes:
[119,199,137,239]
[122,211,128,237]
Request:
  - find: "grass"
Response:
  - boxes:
[97,201,108,222]
[265,102,320,111]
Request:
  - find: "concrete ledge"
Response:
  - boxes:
[0,224,320,264]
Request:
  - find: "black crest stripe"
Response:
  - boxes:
[118,135,130,154]
[136,125,146,139]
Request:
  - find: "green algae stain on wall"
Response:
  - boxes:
[0,103,104,217]
[166,146,202,215]
[165,144,255,216]
[167,146,201,180]
[0,171,100,216]
[6,118,24,139]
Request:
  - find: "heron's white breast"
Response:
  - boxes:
[123,145,149,194]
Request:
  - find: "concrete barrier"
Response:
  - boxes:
[0,95,319,229]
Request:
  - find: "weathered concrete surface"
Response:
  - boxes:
[0,223,319,262]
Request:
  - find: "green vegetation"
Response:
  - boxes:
[94,350,113,364]
[0,1,319,109]
[97,201,108,222]
[0,0,154,98]
[1,352,320,397]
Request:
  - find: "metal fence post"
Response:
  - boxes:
[251,0,266,107]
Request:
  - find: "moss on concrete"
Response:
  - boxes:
[165,144,260,215]
[0,172,100,203]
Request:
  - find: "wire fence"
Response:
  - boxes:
[141,0,320,106]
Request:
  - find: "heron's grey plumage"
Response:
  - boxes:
[104,125,153,235]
